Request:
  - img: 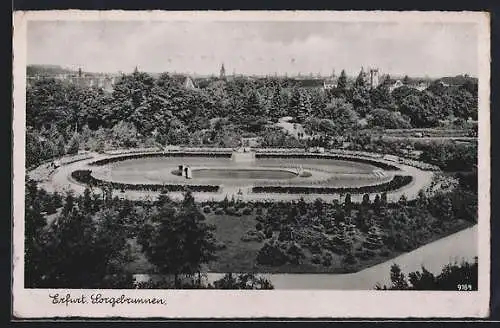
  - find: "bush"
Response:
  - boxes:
[214,240,227,250]
[265,227,273,239]
[379,247,390,257]
[235,201,246,210]
[322,251,333,267]
[255,207,263,215]
[203,205,211,214]
[255,215,265,223]
[225,206,237,216]
[241,230,266,242]
[343,253,358,265]
[256,240,288,266]
[309,241,322,254]
[365,248,376,257]
[357,249,373,260]
[241,207,253,215]
[255,222,263,231]
[286,242,306,265]
[214,207,224,215]
[311,254,322,264]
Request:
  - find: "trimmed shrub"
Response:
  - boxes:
[71,170,220,193]
[255,222,263,231]
[203,205,212,214]
[256,153,401,170]
[252,175,413,195]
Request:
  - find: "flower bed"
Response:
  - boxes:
[255,153,401,171]
[88,152,232,166]
[252,175,412,195]
[71,169,220,192]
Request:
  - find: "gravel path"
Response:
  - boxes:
[32,151,435,203]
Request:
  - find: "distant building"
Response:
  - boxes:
[389,80,404,93]
[27,68,118,92]
[412,81,429,91]
[389,79,429,93]
[323,79,337,90]
[323,70,337,90]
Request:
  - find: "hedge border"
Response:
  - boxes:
[71,170,220,193]
[255,153,401,171]
[252,175,413,194]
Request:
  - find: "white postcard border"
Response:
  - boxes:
[12,10,491,319]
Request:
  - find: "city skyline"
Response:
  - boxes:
[27,20,478,78]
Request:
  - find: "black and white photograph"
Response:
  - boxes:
[12,11,490,318]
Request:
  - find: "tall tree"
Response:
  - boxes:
[336,69,348,97]
[141,191,217,287]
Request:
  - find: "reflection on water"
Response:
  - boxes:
[192,168,297,180]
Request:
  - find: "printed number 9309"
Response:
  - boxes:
[457,284,473,291]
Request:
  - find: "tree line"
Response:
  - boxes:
[25,179,273,289]
[26,69,478,167]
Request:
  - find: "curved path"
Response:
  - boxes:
[203,225,477,289]
[30,150,435,203]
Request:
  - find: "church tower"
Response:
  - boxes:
[220,63,226,80]
[369,68,380,89]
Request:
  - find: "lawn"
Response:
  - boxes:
[123,205,475,275]
[205,213,264,272]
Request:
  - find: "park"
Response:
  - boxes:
[24,64,479,290]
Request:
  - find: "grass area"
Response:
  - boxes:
[204,210,475,274]
[123,208,475,275]
[205,213,264,272]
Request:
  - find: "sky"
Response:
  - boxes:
[27,20,478,77]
